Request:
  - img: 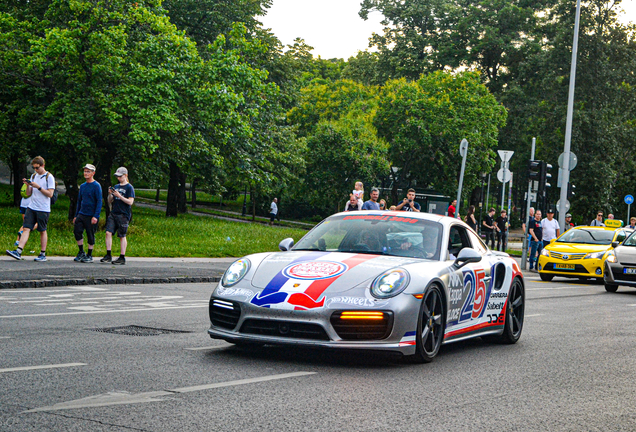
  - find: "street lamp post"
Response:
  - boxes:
[558,0,582,230]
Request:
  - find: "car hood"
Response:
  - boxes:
[546,243,610,254]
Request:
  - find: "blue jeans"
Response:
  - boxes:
[529,240,543,269]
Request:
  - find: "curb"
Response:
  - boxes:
[0,276,221,289]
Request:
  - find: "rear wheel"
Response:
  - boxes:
[539,273,553,282]
[410,284,445,363]
[604,283,619,293]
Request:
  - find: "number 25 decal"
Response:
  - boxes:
[459,269,487,322]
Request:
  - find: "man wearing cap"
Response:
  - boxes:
[73,164,102,262]
[564,213,574,232]
[101,167,135,265]
[541,209,560,248]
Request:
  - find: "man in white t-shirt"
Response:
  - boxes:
[541,209,560,248]
[269,198,278,226]
[6,156,56,262]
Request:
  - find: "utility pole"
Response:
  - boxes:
[558,0,581,230]
[521,138,536,270]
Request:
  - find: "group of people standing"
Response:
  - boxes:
[6,157,135,265]
[479,208,510,252]
[344,182,420,213]
[523,207,562,270]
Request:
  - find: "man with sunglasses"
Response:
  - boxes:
[6,156,55,261]
[590,211,605,227]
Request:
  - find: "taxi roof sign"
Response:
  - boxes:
[605,219,623,228]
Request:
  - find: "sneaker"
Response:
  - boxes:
[112,256,126,265]
[74,251,86,262]
[80,255,93,263]
[6,249,22,260]
[34,253,47,262]
[100,254,112,263]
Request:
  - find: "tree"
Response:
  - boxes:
[374,71,507,201]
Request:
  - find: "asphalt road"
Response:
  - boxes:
[2,274,636,431]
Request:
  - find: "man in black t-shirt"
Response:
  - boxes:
[482,208,497,249]
[496,210,509,252]
[101,167,135,265]
[528,210,543,270]
[396,188,421,212]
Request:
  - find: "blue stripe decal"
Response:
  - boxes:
[404,331,416,337]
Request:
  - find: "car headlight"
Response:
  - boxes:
[541,249,550,257]
[584,251,605,260]
[370,269,410,299]
[606,251,617,263]
[221,259,250,287]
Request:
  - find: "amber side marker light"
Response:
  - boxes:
[412,294,424,299]
[340,311,385,320]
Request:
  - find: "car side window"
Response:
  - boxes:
[468,230,488,254]
[616,230,627,243]
[448,225,472,260]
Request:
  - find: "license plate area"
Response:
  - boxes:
[623,268,636,274]
[555,264,575,270]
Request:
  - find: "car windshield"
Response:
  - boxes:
[557,228,615,245]
[293,213,443,260]
[623,231,636,247]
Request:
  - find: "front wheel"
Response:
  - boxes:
[539,273,553,282]
[410,284,445,363]
[604,283,619,293]
[486,277,525,344]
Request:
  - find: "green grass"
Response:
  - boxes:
[0,185,308,258]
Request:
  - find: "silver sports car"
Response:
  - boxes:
[208,211,525,362]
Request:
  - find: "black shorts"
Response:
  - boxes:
[270,213,276,222]
[74,214,97,244]
[19,206,27,215]
[23,208,49,232]
[105,213,129,238]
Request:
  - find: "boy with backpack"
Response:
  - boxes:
[6,156,56,262]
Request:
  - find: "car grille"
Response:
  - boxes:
[209,299,241,330]
[611,267,636,282]
[330,311,393,340]
[240,319,330,341]
[542,263,588,273]
[549,252,586,260]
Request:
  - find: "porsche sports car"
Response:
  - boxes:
[208,211,525,363]
[603,230,636,292]
[537,226,632,282]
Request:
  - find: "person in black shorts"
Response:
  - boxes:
[101,167,135,265]
[73,164,102,263]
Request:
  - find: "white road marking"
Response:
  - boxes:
[24,372,317,413]
[0,336,11,339]
[0,363,86,374]
[184,344,233,351]
[525,314,543,317]
[0,305,207,319]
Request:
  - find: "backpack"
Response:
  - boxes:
[20,183,29,199]
[33,172,59,205]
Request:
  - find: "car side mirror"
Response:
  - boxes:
[550,239,556,244]
[611,241,619,248]
[279,238,294,251]
[453,248,482,269]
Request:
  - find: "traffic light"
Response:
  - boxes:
[567,182,576,200]
[528,160,541,182]
[539,161,552,194]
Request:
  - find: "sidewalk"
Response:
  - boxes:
[0,256,234,289]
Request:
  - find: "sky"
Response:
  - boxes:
[260,0,636,59]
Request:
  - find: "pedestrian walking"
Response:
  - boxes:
[564,213,574,232]
[396,188,421,212]
[73,164,102,263]
[528,210,543,270]
[344,194,362,211]
[13,184,38,247]
[101,167,135,265]
[6,156,55,262]
[269,198,278,225]
[465,205,477,232]
[482,208,497,249]
[361,188,386,210]
[541,209,560,248]
[496,209,509,252]
[590,211,605,227]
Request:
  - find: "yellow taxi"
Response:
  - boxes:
[537,225,632,282]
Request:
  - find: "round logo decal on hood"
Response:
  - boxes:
[283,261,348,280]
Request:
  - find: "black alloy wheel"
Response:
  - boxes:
[500,277,525,344]
[412,284,445,363]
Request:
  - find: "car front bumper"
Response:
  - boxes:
[604,262,636,287]
[538,256,604,278]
